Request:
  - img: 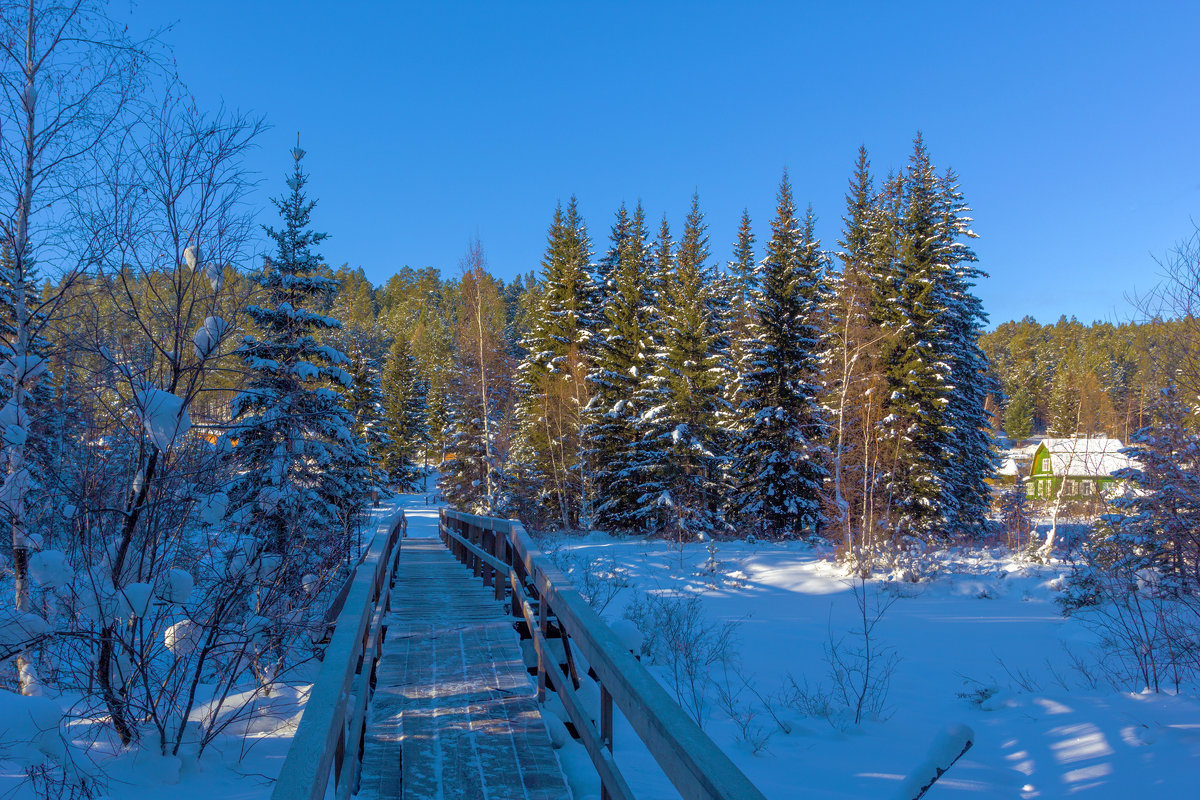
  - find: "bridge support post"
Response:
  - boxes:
[600,683,613,800]
[492,529,506,602]
[536,597,547,703]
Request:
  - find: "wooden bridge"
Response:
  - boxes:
[270,506,769,800]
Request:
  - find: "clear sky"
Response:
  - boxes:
[126,1,1200,327]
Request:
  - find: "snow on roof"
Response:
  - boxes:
[1035,437,1133,477]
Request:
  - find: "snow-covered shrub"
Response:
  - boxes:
[621,592,738,726]
[712,662,778,755]
[998,487,1033,552]
[1060,527,1200,693]
[784,577,898,729]
[547,547,631,614]
[27,550,73,590]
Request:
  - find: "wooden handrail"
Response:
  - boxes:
[271,509,407,800]
[441,508,768,800]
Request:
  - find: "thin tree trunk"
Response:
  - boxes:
[10,1,39,695]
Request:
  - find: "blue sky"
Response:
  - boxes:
[128,1,1200,326]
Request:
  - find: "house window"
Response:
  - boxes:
[1041,456,1050,472]
[1026,482,1034,497]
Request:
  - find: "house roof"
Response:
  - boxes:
[1033,437,1133,477]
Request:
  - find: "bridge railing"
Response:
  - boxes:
[271,509,407,800]
[440,508,768,800]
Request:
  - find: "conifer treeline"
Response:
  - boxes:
[386,135,1000,560]
[980,315,1188,443]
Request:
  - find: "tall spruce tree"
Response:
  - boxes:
[230,146,370,569]
[936,166,999,533]
[381,332,429,490]
[875,135,996,543]
[511,198,598,529]
[343,338,391,489]
[587,202,655,530]
[734,173,830,538]
[875,139,953,541]
[641,193,727,536]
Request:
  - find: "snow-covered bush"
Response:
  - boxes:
[546,546,631,614]
[622,592,738,726]
[1060,529,1200,693]
[783,577,898,729]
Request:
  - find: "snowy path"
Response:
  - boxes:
[358,503,568,800]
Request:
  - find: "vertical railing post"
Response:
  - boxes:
[473,524,483,578]
[492,527,505,602]
[600,682,614,800]
[511,554,523,620]
[482,528,493,587]
[461,519,471,566]
[536,594,547,703]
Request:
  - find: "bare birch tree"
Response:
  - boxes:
[0,0,154,696]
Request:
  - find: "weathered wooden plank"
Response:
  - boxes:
[359,539,570,800]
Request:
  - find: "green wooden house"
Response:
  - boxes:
[1025,437,1132,499]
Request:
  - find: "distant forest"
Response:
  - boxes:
[981,316,1189,444]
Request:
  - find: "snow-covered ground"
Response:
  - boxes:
[0,498,419,800]
[6,496,1196,800]
[540,532,1200,799]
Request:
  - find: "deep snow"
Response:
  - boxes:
[541,532,1200,799]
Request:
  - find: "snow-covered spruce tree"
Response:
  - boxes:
[1104,385,1200,584]
[230,146,370,575]
[439,390,492,513]
[873,140,955,543]
[342,339,391,491]
[586,202,657,531]
[623,215,673,528]
[874,136,996,545]
[733,174,830,538]
[639,193,727,538]
[1063,385,1200,692]
[719,209,756,441]
[381,331,429,490]
[511,198,598,529]
[936,166,999,537]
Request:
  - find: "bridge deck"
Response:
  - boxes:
[358,538,569,800]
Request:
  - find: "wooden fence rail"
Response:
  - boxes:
[271,509,407,800]
[440,508,769,800]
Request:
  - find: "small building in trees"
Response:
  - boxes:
[993,456,1022,486]
[1025,436,1132,499]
